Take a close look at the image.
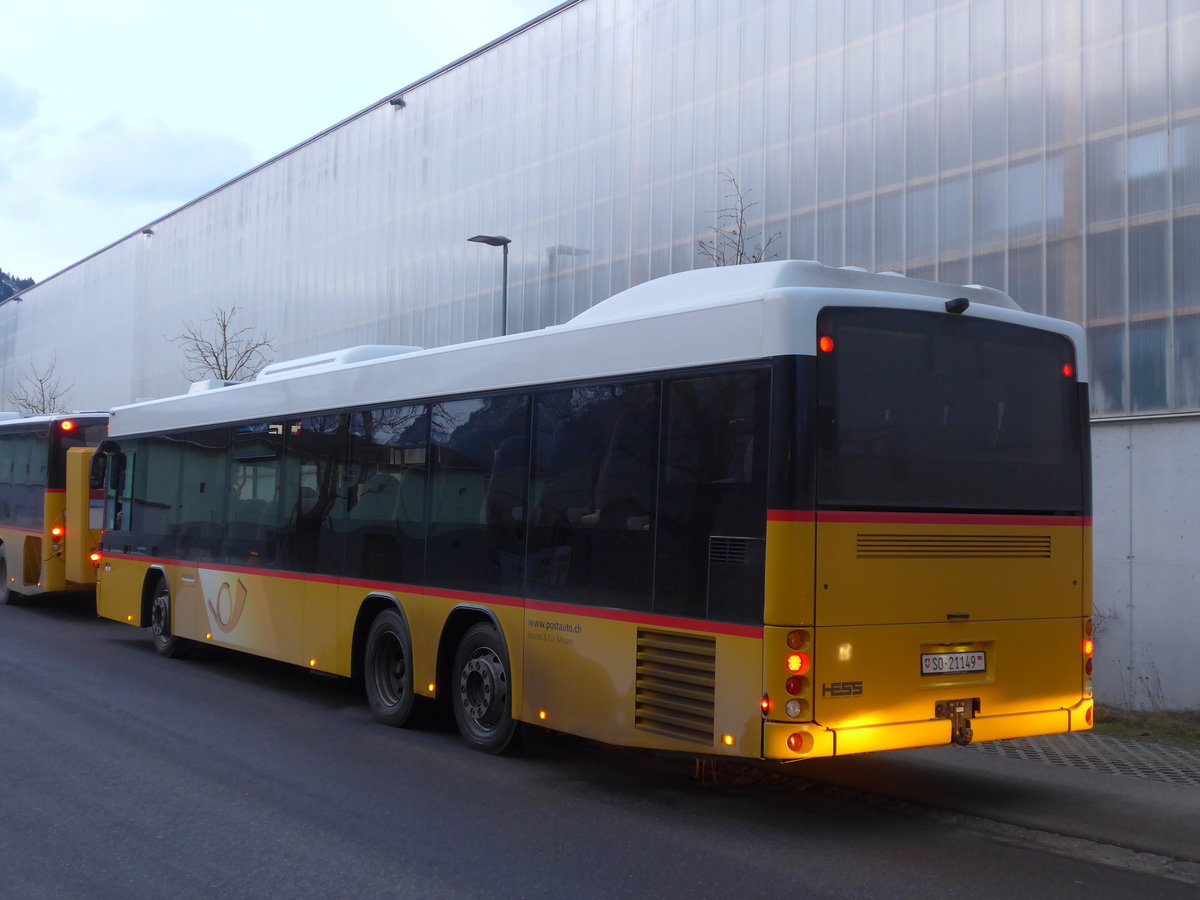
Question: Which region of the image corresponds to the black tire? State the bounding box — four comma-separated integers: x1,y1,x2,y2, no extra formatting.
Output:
364,608,417,727
149,577,189,659
451,622,520,754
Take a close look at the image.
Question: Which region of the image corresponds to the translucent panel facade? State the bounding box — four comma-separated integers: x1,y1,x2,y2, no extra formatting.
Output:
2,0,1197,418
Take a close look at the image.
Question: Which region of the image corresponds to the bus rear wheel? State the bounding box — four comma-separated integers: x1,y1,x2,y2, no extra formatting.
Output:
451,622,520,754
364,608,416,727
150,577,188,659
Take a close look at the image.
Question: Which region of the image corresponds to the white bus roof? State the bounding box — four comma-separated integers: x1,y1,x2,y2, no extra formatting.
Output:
109,261,1085,438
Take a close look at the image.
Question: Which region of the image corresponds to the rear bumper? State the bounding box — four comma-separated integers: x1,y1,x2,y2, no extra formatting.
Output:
763,698,1092,760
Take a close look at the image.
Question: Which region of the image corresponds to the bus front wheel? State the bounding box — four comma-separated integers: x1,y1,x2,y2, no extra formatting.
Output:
150,578,188,659
364,608,416,727
451,622,520,754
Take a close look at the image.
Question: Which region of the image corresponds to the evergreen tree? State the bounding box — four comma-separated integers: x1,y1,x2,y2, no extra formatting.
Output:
0,267,35,302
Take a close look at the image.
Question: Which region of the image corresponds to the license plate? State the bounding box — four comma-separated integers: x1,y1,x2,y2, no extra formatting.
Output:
921,651,986,676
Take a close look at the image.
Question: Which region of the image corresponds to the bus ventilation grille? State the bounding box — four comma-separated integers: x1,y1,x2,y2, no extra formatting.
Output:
709,536,750,565
857,533,1052,559
635,628,716,746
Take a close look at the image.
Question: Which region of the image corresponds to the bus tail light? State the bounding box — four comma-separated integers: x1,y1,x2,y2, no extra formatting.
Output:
772,629,814,724
1083,620,1094,698
760,693,771,716
786,652,810,674
90,551,102,568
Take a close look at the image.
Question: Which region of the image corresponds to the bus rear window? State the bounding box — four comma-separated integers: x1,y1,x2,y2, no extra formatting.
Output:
816,307,1085,515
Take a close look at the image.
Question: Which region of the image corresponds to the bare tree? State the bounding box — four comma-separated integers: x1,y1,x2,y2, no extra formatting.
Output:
173,306,275,382
697,170,782,266
8,356,72,415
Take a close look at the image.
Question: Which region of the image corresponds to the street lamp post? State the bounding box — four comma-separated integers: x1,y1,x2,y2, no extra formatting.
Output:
467,234,512,335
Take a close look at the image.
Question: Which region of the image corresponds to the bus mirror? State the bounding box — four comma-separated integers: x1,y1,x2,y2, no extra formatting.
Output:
89,452,108,490
90,440,121,489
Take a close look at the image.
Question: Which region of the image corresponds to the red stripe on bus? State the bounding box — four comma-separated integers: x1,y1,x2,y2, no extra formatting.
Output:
814,511,1091,527
525,598,762,638
46,488,65,494
767,509,816,522
426,586,525,609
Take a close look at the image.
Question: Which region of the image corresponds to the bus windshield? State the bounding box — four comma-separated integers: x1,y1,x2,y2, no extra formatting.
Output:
816,307,1086,516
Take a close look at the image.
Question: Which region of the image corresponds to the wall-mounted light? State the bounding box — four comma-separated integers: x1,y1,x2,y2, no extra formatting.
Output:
389,95,406,108
141,228,154,237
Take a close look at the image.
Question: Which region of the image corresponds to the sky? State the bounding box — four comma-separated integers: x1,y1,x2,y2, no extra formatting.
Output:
0,0,556,281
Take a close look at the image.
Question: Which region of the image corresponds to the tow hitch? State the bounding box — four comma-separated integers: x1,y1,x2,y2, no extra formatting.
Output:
936,698,980,746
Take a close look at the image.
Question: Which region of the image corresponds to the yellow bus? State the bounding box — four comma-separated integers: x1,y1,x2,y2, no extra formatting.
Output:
0,413,108,604
93,262,1092,758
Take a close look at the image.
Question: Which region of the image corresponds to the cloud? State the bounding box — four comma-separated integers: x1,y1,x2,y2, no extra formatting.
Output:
0,74,39,130
59,116,258,204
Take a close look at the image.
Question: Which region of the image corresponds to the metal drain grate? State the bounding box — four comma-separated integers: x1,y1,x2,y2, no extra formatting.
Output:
967,731,1200,786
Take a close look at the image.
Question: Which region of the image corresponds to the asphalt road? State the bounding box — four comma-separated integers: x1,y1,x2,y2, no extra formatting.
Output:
1,595,1193,899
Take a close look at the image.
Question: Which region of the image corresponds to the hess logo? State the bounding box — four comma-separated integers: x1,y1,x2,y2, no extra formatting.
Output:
207,579,248,633
822,681,864,697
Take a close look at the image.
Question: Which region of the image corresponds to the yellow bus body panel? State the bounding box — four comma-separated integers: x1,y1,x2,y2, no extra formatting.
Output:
97,555,149,624
64,448,102,587
764,517,815,626
815,520,1086,626
521,606,764,757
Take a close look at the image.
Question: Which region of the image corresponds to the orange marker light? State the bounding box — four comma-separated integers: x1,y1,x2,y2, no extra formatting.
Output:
51,526,64,538
721,734,736,746
1083,638,1094,657
761,693,771,714
538,710,548,720
818,335,835,353
59,420,75,432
